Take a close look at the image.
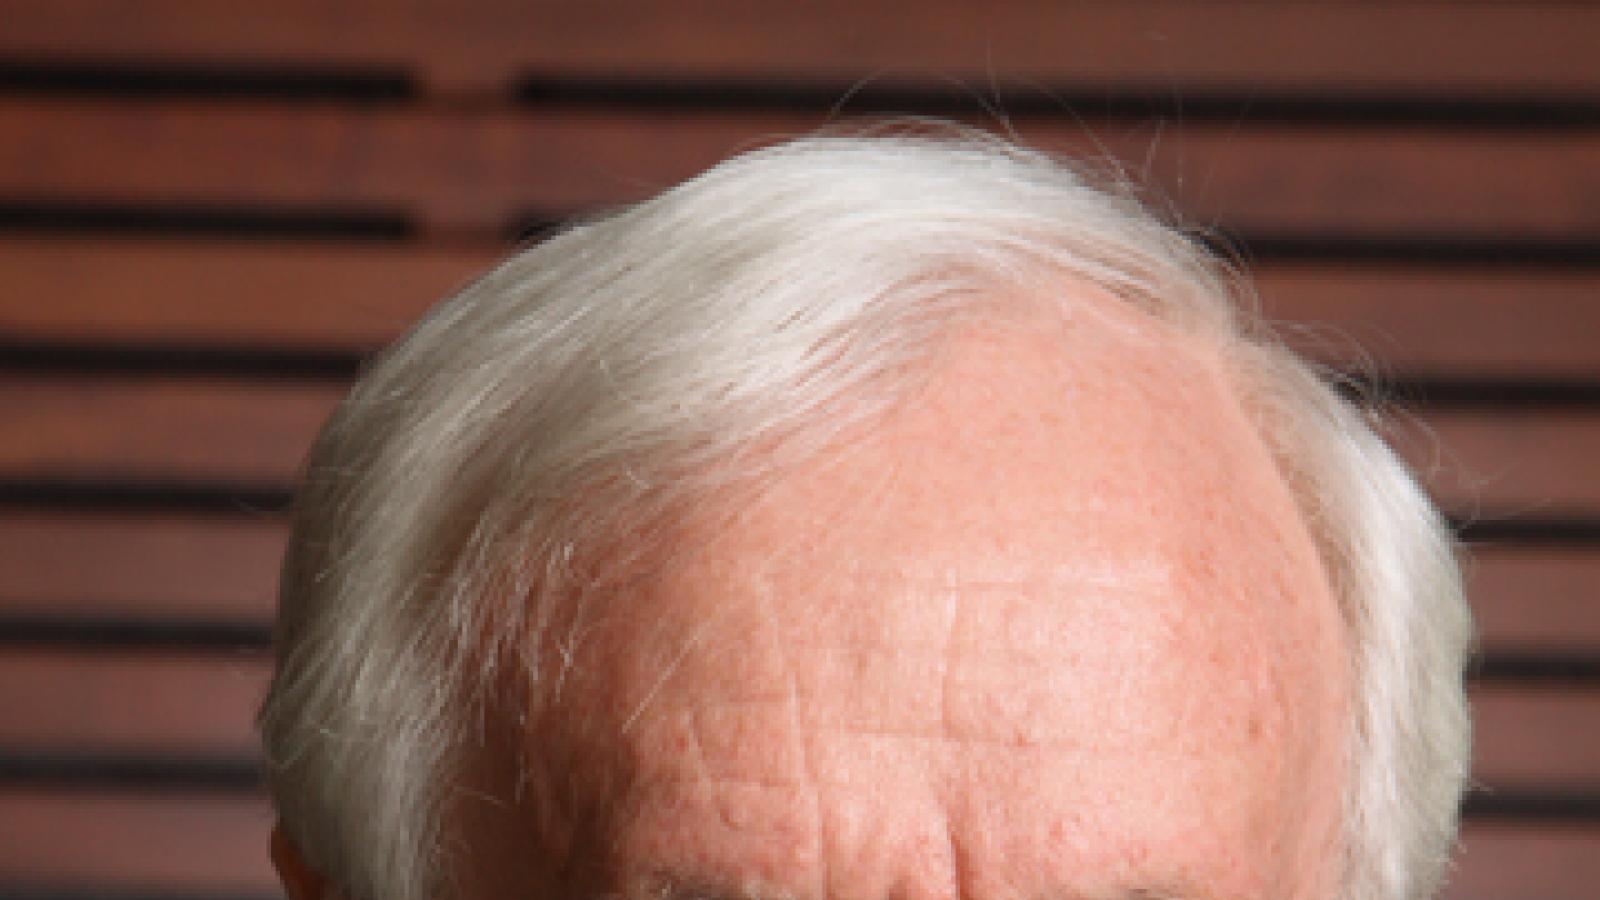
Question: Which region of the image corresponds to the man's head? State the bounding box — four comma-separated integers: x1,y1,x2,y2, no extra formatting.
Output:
261,131,1471,900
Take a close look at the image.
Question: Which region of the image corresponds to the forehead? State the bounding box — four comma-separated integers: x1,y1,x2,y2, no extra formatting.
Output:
524,292,1350,900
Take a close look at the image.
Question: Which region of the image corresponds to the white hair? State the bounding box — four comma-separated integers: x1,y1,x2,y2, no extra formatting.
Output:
260,127,1471,900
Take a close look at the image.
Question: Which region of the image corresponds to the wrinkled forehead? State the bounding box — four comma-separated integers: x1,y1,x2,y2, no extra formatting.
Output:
515,290,1349,897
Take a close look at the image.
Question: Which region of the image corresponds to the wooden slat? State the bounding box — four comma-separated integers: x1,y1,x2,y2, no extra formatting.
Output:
1,1,1596,98
0,788,277,891
528,2,1600,99
1036,120,1600,241
0,513,285,622
1472,686,1600,787
1254,265,1600,380
5,241,1599,379
0,375,342,485
2,100,1596,238
1469,548,1600,654
1386,411,1600,518
0,649,267,754
1447,824,1600,900
4,375,1596,515
0,238,492,350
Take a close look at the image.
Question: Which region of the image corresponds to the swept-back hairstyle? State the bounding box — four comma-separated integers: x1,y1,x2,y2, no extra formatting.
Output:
260,128,1470,900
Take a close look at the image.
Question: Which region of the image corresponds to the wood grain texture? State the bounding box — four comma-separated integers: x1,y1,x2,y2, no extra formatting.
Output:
1,1,1596,97
3,100,1596,237
5,242,1598,378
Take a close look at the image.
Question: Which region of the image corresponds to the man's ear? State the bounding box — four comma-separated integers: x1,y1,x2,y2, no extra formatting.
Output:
271,824,332,900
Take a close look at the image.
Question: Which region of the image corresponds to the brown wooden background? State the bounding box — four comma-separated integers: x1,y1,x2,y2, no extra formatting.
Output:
0,2,1596,898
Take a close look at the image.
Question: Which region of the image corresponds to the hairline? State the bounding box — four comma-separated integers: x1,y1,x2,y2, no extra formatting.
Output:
261,130,1468,900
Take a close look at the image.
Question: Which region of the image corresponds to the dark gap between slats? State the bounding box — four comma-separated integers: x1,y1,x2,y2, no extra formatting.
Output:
1470,653,1600,686
517,75,1600,130
13,607,1590,676
0,202,414,241
0,341,366,382
9,340,1600,413
0,480,292,515
1336,377,1600,411
1456,517,1600,546
509,214,566,244
6,61,1599,128
0,615,271,651
0,751,261,790
1204,234,1600,270
0,610,1591,689
1464,788,1600,823
4,493,1600,545
0,59,415,102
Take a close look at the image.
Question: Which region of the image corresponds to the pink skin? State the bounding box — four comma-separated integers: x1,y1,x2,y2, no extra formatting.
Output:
445,290,1353,900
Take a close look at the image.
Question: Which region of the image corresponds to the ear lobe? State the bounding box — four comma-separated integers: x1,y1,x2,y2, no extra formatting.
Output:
271,824,332,900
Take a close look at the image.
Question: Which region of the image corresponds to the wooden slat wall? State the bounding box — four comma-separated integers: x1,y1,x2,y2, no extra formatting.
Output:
0,3,1595,898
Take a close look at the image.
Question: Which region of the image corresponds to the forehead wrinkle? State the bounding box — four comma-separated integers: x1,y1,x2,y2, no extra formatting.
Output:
630,871,798,900
689,560,1180,663
519,289,1348,900
628,868,1199,900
